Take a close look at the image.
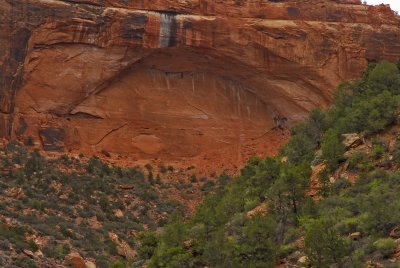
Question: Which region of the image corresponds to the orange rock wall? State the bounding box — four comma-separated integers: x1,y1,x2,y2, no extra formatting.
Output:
1,0,400,169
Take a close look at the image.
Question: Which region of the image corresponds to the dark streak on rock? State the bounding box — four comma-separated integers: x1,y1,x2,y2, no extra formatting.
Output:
39,127,66,152
287,7,300,17
121,14,148,42
16,117,28,137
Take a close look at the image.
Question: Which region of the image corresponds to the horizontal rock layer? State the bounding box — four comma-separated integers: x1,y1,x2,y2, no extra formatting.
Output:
1,0,400,169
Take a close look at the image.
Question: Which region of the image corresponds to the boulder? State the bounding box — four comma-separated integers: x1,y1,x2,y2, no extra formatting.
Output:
22,249,35,258
67,253,86,268
246,202,268,217
349,232,361,241
366,261,385,268
5,187,25,199
311,150,323,166
342,133,363,149
118,184,134,190
298,256,308,264
117,241,136,260
85,261,96,268
109,232,136,259
390,226,400,239
114,209,124,218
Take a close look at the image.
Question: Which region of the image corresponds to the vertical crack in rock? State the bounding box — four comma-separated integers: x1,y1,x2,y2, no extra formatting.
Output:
159,13,177,48
7,27,31,138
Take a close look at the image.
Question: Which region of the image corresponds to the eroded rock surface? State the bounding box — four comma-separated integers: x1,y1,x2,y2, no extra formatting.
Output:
1,0,400,169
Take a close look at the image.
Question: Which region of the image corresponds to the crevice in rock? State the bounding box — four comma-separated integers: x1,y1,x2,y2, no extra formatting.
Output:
64,52,151,115
93,123,128,146
29,106,42,114
68,112,104,119
58,0,102,7
184,99,212,120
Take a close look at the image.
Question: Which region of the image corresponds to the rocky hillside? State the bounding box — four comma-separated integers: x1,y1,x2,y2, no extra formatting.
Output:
1,0,400,170
0,142,223,267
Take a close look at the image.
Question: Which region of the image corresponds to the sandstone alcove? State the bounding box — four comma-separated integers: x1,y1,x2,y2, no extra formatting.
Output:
1,0,399,168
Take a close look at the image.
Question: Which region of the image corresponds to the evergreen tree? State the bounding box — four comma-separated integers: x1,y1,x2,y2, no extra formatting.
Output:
302,217,348,267
317,168,331,198
321,129,345,171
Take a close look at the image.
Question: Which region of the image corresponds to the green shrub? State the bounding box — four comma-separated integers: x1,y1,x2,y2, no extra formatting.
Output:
278,243,297,259
110,260,125,268
148,171,154,185
373,238,397,258
12,256,37,268
392,139,400,161
368,60,400,93
155,174,162,184
27,239,39,252
137,231,158,259
200,180,215,192
337,217,360,234
302,217,349,267
159,165,167,174
0,239,10,251
106,240,118,255
24,150,45,176
330,178,351,195
95,256,110,268
317,168,331,197
348,151,369,171
321,130,345,171
189,175,197,183
86,156,111,176
23,136,34,146
372,144,385,159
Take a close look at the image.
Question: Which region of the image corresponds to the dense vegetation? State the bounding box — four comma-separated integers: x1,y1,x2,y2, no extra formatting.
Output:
137,61,400,267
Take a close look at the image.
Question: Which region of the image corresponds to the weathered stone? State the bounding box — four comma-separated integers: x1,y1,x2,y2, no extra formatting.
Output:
114,209,124,218
109,232,136,259
308,163,326,197
1,0,400,169
350,232,361,241
118,184,134,190
117,241,137,260
343,150,354,160
5,187,25,199
67,253,86,268
298,256,308,264
366,261,385,268
311,150,323,166
390,226,400,239
85,261,96,268
22,249,35,258
39,127,66,152
246,202,268,217
342,133,363,149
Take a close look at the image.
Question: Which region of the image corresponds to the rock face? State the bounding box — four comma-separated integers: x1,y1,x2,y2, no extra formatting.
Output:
1,0,400,168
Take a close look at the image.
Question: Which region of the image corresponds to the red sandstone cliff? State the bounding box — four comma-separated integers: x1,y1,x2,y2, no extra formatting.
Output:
1,0,400,169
